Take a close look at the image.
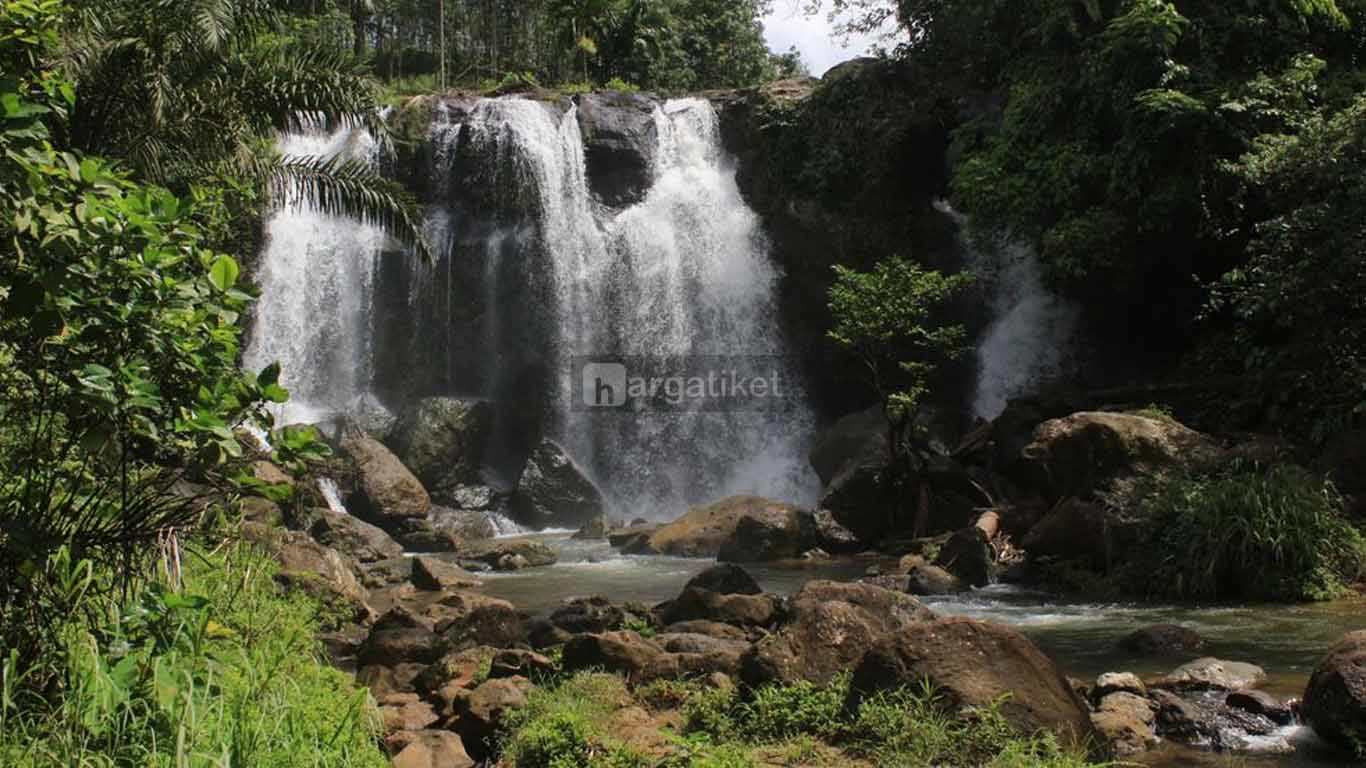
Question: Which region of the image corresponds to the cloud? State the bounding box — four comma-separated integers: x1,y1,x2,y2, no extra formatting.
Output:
762,2,896,76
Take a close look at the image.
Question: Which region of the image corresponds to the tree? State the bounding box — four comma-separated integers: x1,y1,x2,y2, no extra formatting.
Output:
0,0,284,663
827,256,972,470
62,0,426,252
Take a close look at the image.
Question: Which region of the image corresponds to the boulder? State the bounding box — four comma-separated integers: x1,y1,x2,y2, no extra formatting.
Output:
411,556,483,592
357,663,426,699
741,581,933,687
1021,498,1140,569
562,631,674,682
447,485,497,512
414,646,498,702
361,557,415,589
663,620,750,642
1119,624,1206,656
389,730,475,768
489,649,555,680
389,518,462,554
1094,672,1146,700
905,563,965,596
457,538,557,571
1091,692,1157,756
386,397,493,502
648,496,810,559
658,588,782,630
809,406,888,487
811,509,862,553
683,564,762,596
250,460,294,488
609,523,661,549
239,496,283,527
1304,630,1366,755
546,596,629,635
306,507,405,563
342,433,432,522
430,506,498,541
379,693,440,733
572,514,610,540
508,439,608,530
848,617,1098,750
452,676,532,762
251,527,373,625
933,526,994,587
360,608,443,666
719,510,815,562
433,592,527,651
1227,690,1294,725
1018,412,1224,502
575,92,659,207
1151,658,1267,692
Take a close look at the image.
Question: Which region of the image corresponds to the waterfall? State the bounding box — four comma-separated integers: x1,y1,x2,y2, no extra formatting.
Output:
939,202,1079,419
249,95,819,520
243,126,386,427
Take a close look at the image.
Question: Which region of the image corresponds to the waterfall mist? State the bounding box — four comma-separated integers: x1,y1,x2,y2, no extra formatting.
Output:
939,202,1079,420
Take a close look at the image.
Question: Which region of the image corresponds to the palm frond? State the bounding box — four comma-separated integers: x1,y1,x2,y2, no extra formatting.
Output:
261,153,430,260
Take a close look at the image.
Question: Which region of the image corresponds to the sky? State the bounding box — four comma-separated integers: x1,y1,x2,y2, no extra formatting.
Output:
762,2,898,77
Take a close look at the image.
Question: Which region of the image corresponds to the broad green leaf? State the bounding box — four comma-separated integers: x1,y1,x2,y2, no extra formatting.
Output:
208,255,240,292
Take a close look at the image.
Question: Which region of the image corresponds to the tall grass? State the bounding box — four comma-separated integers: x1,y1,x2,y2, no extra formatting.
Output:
1129,464,1366,601
0,543,386,768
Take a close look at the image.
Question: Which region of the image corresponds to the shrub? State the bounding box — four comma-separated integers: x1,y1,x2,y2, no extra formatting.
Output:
1126,464,1366,601
741,674,849,742
500,673,634,768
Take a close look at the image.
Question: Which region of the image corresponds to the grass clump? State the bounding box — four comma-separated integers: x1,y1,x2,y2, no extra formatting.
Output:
501,673,647,768
0,543,386,768
1126,463,1366,601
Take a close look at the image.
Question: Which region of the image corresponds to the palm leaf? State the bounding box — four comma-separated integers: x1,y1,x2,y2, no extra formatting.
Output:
261,153,431,259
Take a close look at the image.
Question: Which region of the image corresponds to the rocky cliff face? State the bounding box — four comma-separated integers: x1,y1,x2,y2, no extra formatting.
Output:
385,66,980,428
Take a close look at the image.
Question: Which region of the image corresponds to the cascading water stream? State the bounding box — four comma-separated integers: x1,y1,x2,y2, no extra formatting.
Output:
243,126,388,427
247,96,818,519
936,202,1079,420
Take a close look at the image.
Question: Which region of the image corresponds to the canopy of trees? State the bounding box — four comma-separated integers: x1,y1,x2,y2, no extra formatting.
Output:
317,0,796,90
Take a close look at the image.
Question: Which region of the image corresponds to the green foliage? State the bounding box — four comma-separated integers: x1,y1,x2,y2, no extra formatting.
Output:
1206,92,1366,440
62,0,426,253
828,256,973,415
500,673,640,768
1122,464,1366,601
929,0,1366,344
503,672,1103,767
741,675,848,742
0,544,387,767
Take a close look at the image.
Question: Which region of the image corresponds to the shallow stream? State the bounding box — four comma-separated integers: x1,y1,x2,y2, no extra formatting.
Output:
479,534,1366,767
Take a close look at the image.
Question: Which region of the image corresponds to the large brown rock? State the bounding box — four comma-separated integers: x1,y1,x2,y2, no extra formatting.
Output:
360,607,443,666
433,591,527,651
456,538,557,571
741,580,932,687
1304,631,1366,756
389,730,475,768
1150,657,1267,692
410,556,482,592
1119,624,1206,656
342,434,431,522
658,588,782,629
683,564,762,595
305,507,405,563
452,676,532,762
249,526,373,625
648,496,810,559
1021,498,1137,569
1090,692,1157,756
849,617,1098,750
1019,412,1223,502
